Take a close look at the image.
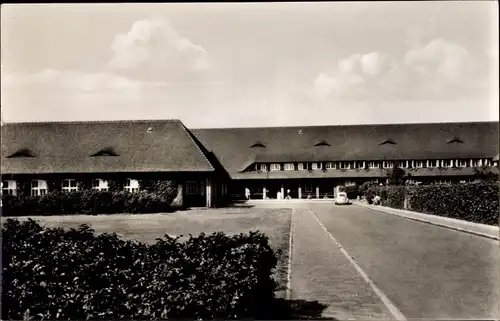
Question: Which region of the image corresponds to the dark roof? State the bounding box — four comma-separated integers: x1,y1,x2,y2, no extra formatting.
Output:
1,120,214,174
192,121,499,179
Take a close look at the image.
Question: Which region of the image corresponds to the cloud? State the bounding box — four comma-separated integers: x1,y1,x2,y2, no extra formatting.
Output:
314,38,480,102
107,18,211,81
3,69,170,92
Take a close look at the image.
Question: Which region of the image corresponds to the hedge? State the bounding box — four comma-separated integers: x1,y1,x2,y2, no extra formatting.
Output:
1,190,178,216
1,219,279,320
406,182,499,226
363,182,499,226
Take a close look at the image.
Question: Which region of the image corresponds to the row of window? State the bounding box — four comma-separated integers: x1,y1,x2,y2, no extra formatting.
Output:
255,159,494,172
1,179,139,196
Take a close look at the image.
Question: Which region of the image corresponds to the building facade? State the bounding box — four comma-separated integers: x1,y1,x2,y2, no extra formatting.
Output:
1,120,498,207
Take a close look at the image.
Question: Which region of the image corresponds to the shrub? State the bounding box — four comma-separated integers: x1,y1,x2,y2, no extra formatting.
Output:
1,219,278,320
386,186,406,209
1,190,177,216
343,185,360,199
396,182,499,225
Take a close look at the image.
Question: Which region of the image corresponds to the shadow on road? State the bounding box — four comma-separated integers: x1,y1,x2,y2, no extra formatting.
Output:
264,298,337,320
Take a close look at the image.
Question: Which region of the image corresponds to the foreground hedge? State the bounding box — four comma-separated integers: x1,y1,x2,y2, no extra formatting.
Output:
1,190,176,216
1,219,278,320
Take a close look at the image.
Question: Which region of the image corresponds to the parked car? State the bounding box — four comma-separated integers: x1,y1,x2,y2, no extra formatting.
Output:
335,192,351,205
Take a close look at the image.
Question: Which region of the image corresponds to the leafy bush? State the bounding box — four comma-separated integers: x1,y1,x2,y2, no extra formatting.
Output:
1,219,278,320
1,190,176,216
386,186,406,209
342,185,360,199
405,181,499,225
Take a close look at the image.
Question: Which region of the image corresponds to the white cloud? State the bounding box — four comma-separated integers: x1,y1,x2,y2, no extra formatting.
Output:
3,69,169,92
107,18,211,80
314,38,480,102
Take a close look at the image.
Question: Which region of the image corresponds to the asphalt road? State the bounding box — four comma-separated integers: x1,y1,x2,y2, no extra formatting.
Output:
309,203,500,320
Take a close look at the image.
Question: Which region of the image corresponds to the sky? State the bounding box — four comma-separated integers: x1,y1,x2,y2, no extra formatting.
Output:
1,2,498,128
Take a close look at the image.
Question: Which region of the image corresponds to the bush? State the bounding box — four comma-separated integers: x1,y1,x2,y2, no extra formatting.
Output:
343,185,360,199
386,186,406,209
405,181,499,225
1,190,176,216
1,219,278,320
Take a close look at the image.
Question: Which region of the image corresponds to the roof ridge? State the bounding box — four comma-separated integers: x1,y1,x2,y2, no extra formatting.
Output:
191,120,497,131
178,122,215,172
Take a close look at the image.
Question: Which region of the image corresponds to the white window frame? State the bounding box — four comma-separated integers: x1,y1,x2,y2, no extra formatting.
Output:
186,181,199,195
457,159,467,168
325,162,334,169
383,161,394,169
270,163,281,171
368,161,378,169
428,160,437,168
298,163,305,170
311,163,319,170
441,160,452,168
259,164,268,172
92,179,109,191
62,179,79,192
31,179,48,196
284,163,294,171
124,178,139,193
483,159,491,166
414,160,424,168
2,180,17,196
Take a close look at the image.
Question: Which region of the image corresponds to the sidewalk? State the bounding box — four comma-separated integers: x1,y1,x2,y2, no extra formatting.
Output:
289,208,395,320
353,201,499,241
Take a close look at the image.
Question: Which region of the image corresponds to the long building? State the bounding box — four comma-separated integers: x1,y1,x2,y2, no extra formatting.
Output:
1,120,498,207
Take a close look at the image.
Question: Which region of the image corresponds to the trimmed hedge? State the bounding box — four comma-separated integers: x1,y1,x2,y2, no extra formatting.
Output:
339,185,360,199
364,182,499,226
1,219,279,320
1,190,176,216
406,182,499,226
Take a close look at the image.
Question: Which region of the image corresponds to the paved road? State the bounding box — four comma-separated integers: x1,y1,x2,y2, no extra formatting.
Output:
308,203,500,320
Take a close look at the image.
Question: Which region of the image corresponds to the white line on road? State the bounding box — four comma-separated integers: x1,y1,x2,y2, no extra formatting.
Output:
308,207,407,321
286,209,295,300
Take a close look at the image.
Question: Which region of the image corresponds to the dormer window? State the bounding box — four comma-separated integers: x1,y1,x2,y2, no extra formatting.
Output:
314,140,330,147
91,147,119,157
447,137,463,144
7,148,36,158
379,140,396,145
249,142,266,148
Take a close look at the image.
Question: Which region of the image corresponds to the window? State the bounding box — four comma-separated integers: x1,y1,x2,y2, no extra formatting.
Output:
354,161,364,169
90,147,118,157
470,159,479,167
298,163,305,170
259,164,268,172
383,161,394,169
2,180,17,196
428,160,437,168
249,142,266,148
457,159,467,167
186,181,199,195
325,162,334,169
311,163,319,170
7,148,36,158
270,163,281,171
92,179,109,191
441,160,452,168
124,179,139,193
414,160,424,168
62,179,78,192
284,163,294,171
314,140,330,147
304,184,313,193
379,139,396,145
367,161,379,169
31,180,48,196
339,161,351,169
483,159,491,166
345,181,355,187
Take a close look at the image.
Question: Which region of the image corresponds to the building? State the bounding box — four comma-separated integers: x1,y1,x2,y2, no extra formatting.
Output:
1,120,498,207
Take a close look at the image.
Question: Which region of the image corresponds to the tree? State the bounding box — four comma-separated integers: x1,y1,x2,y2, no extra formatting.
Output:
387,164,406,185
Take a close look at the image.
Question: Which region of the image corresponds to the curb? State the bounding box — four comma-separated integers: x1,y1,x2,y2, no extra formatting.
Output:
353,203,499,241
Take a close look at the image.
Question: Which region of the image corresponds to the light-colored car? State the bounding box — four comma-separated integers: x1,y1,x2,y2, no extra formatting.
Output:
335,192,351,205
